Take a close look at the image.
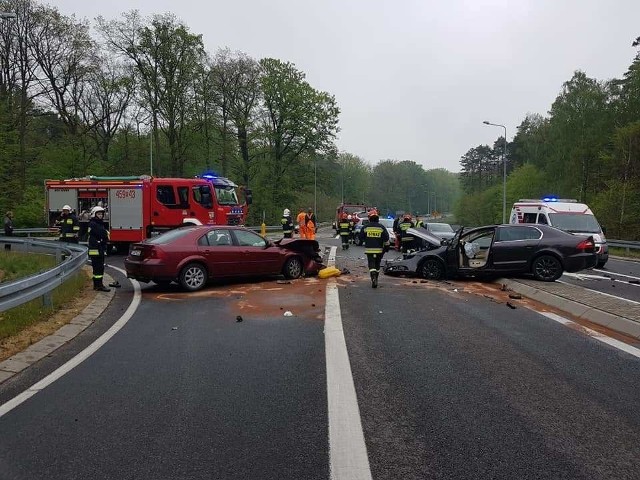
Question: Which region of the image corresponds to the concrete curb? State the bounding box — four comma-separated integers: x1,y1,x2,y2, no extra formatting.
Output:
0,273,116,384
499,278,640,340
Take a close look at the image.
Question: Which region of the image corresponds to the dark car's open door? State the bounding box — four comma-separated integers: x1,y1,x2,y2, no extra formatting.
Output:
444,226,465,271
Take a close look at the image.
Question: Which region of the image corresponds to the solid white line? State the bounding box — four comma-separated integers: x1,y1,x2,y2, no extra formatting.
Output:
556,280,640,305
0,267,141,418
325,247,372,480
539,311,640,359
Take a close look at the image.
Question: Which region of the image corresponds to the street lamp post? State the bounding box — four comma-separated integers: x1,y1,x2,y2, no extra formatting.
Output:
483,120,507,224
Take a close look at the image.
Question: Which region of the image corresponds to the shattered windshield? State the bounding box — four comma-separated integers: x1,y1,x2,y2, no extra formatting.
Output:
548,213,601,234
214,186,240,206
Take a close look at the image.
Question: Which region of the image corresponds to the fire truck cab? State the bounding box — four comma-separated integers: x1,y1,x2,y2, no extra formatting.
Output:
509,197,608,267
197,172,252,226
45,176,217,250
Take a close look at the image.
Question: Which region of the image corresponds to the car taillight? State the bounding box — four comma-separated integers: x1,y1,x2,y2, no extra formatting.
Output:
576,239,595,252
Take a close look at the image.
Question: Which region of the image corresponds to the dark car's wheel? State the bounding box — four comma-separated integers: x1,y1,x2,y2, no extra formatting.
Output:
179,263,208,291
419,258,445,280
283,256,303,279
532,255,563,282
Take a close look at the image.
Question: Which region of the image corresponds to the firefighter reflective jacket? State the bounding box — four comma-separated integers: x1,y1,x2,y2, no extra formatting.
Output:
58,213,79,240
399,219,415,243
339,220,351,236
281,215,294,235
88,218,109,256
361,220,390,254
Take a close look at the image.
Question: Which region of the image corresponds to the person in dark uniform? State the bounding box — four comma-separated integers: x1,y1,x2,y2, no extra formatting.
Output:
88,206,110,292
338,213,351,250
360,209,390,288
56,204,79,243
398,213,415,255
4,210,13,250
281,208,294,238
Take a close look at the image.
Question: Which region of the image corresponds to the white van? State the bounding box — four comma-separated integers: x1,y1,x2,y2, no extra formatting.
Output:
509,198,608,267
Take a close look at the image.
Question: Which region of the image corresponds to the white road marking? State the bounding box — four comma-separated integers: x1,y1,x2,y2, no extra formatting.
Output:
325,246,373,480
540,312,640,359
563,272,612,281
594,269,640,282
0,267,141,418
556,280,640,305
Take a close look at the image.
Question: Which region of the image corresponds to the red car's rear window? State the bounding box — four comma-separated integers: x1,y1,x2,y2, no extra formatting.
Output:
146,228,194,245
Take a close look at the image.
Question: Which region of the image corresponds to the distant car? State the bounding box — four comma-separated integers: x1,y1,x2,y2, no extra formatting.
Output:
125,225,323,291
383,224,597,282
421,222,455,242
353,218,396,246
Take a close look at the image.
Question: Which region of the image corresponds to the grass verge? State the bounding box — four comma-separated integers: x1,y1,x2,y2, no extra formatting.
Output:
609,247,640,260
0,250,57,282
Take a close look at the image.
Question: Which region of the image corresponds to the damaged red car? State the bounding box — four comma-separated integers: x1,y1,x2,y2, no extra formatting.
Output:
124,225,323,291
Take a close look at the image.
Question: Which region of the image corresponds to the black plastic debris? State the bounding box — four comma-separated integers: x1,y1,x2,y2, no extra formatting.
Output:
508,293,522,299
109,281,121,288
236,315,243,322
506,302,517,309
276,280,292,284
341,268,351,274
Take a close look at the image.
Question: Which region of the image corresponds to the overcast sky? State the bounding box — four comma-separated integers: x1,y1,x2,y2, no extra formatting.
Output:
55,0,640,173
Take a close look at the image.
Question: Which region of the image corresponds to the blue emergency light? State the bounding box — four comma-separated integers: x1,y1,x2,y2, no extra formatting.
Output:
542,196,558,202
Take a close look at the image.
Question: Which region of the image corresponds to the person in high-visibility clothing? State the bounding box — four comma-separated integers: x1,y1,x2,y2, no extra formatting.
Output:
338,213,350,250
56,204,80,243
281,208,294,238
360,209,390,288
296,208,307,239
398,213,416,255
305,208,316,240
88,206,110,292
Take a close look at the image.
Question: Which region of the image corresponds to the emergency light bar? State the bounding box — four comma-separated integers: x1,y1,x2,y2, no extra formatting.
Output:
518,198,578,203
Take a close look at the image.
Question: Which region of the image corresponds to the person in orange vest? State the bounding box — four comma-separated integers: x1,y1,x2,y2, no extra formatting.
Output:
296,208,307,238
305,208,317,240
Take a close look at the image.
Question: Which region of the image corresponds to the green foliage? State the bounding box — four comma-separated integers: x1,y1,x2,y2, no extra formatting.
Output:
0,251,56,282
0,269,89,341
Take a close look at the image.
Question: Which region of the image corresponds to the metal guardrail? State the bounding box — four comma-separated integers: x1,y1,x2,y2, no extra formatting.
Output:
608,239,640,254
12,228,59,237
0,237,88,313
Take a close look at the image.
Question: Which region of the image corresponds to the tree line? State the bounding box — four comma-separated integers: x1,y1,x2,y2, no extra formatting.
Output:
0,0,459,227
456,37,640,239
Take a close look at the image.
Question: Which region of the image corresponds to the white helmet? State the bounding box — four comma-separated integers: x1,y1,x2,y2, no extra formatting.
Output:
62,205,72,211
347,215,352,220
283,208,290,216
90,206,105,218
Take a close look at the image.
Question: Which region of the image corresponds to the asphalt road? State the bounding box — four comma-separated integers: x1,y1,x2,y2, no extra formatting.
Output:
559,257,640,303
0,231,639,479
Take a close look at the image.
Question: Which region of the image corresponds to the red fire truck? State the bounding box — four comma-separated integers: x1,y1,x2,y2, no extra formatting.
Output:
45,175,243,250
196,172,252,226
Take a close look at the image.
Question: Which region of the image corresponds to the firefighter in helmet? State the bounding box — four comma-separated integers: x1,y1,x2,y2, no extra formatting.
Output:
281,208,294,238
56,204,79,243
88,206,110,292
359,209,390,288
398,212,415,255
338,212,351,250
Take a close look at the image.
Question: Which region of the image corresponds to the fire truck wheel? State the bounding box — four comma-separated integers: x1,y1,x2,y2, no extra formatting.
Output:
283,256,303,279
179,263,208,291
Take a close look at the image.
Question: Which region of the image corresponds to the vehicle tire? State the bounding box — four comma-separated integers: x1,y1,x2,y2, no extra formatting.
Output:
153,279,172,287
354,235,362,246
596,260,607,268
532,254,563,282
283,256,303,279
179,263,208,291
419,258,445,280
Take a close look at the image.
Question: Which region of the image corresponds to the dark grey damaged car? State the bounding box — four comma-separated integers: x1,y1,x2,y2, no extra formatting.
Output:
383,224,597,282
